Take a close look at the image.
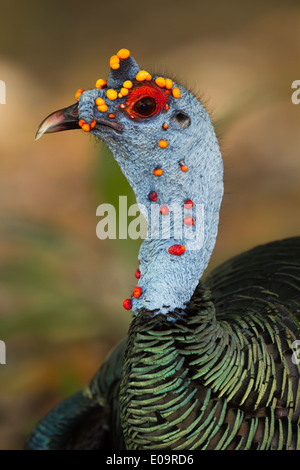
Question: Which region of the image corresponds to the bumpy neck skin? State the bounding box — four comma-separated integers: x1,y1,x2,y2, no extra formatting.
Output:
105,90,224,316
77,66,224,316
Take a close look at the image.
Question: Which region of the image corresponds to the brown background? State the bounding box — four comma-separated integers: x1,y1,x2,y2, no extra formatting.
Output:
0,0,299,449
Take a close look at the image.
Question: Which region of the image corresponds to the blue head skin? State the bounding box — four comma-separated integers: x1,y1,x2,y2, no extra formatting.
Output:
36,50,224,316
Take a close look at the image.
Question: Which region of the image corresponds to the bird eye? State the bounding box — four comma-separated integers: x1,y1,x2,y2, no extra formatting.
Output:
133,97,157,117
173,111,191,129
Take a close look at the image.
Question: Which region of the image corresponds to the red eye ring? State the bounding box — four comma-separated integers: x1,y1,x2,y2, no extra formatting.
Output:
125,82,169,119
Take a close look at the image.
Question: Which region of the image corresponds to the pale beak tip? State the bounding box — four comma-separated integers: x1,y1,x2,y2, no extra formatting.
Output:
35,128,44,141
35,117,53,141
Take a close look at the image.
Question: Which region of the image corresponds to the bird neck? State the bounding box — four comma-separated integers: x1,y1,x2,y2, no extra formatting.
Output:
109,115,224,317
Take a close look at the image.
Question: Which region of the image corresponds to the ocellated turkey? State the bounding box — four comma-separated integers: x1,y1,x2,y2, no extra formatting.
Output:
26,49,300,450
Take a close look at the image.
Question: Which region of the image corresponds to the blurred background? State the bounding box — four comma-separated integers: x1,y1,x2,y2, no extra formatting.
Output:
0,0,300,449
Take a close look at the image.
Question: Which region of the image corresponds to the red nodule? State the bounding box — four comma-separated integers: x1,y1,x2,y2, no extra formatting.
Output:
135,269,141,279
184,199,193,209
133,286,142,298
168,244,185,256
180,164,188,172
149,191,158,202
184,217,194,226
160,205,169,215
123,298,132,310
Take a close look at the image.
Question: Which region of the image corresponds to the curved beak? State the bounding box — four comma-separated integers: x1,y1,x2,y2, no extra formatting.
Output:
35,102,123,141
35,103,79,140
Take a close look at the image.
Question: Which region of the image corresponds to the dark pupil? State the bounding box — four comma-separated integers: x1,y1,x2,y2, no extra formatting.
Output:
133,97,156,116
